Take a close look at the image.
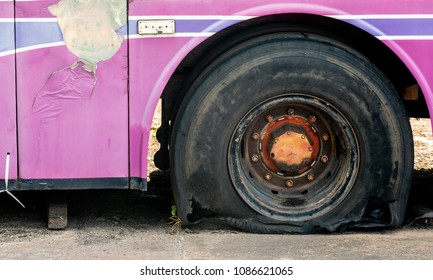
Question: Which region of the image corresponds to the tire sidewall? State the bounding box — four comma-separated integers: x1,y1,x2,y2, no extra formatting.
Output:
171,33,412,230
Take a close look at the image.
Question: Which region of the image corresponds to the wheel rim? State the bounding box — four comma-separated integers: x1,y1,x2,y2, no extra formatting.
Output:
228,94,360,221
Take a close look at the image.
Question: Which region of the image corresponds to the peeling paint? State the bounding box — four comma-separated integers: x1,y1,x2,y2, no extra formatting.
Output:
49,0,127,71
32,0,128,121
33,61,96,123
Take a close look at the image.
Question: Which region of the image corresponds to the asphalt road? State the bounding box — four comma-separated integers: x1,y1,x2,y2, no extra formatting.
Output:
0,170,433,260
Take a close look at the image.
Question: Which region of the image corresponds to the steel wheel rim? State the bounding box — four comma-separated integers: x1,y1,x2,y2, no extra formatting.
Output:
228,94,360,221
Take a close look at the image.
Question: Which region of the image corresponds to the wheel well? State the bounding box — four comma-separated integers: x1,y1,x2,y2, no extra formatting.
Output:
154,13,426,170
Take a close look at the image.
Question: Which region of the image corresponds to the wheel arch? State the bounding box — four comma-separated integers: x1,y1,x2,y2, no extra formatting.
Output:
153,13,425,169
163,13,427,121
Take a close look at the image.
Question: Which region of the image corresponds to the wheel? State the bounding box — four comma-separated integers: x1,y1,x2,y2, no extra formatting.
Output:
170,32,413,233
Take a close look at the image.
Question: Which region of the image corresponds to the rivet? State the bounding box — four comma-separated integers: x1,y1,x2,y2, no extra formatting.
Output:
273,139,278,144
288,109,295,115
287,132,292,136
252,133,260,140
322,133,329,141
309,115,317,123
308,146,313,152
251,155,259,163
301,135,306,139
266,115,274,122
321,155,329,163
264,173,272,181
285,180,294,188
307,173,315,181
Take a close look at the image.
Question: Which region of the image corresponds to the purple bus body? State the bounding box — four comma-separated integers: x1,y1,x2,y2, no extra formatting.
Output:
0,0,432,190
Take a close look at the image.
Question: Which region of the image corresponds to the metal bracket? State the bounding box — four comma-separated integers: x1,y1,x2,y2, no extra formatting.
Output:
0,153,25,208
47,192,68,230
138,19,175,35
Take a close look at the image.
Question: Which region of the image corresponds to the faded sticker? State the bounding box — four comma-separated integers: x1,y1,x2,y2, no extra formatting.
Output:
33,0,128,122
49,0,127,72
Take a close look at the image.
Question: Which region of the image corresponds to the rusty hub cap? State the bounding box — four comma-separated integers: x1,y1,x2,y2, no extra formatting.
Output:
243,105,334,191
260,116,319,176
229,95,359,221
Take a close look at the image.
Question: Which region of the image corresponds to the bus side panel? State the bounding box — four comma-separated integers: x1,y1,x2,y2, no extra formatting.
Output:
0,1,18,184
15,0,129,181
382,40,433,120
128,36,207,179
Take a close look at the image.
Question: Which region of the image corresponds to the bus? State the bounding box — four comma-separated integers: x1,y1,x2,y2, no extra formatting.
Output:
0,0,432,233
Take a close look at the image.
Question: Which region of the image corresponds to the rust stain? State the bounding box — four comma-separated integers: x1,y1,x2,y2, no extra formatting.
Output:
270,131,312,167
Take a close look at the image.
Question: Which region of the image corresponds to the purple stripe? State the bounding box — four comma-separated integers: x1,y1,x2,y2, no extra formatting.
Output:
132,18,433,36
0,23,14,52
16,22,63,49
344,18,433,36
128,19,242,34
7,17,433,53
176,19,241,32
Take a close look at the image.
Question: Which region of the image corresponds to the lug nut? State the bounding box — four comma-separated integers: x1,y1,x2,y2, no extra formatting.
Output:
301,135,306,139
308,146,313,152
266,115,274,122
252,133,260,140
288,109,295,115
309,115,317,123
321,155,329,163
322,133,329,141
264,173,272,181
285,180,294,188
307,173,315,181
251,155,259,163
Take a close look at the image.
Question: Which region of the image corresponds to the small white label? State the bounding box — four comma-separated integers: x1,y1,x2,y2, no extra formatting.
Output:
138,20,175,35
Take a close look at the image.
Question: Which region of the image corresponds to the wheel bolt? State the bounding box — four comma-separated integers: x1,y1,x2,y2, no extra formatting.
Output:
307,173,315,181
309,115,317,123
252,133,260,140
308,146,313,152
321,155,329,163
287,108,295,115
266,115,274,122
301,135,306,139
285,180,294,188
251,155,259,163
264,173,272,181
322,133,329,141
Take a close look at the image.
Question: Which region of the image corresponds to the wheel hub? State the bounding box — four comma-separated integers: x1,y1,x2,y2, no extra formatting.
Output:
260,117,320,176
245,104,333,190
229,95,359,221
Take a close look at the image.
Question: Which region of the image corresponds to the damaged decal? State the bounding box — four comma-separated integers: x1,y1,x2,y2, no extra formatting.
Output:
49,0,127,72
32,61,96,123
32,0,127,121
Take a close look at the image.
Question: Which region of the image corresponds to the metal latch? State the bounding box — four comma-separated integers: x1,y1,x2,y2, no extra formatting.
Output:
138,20,175,35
